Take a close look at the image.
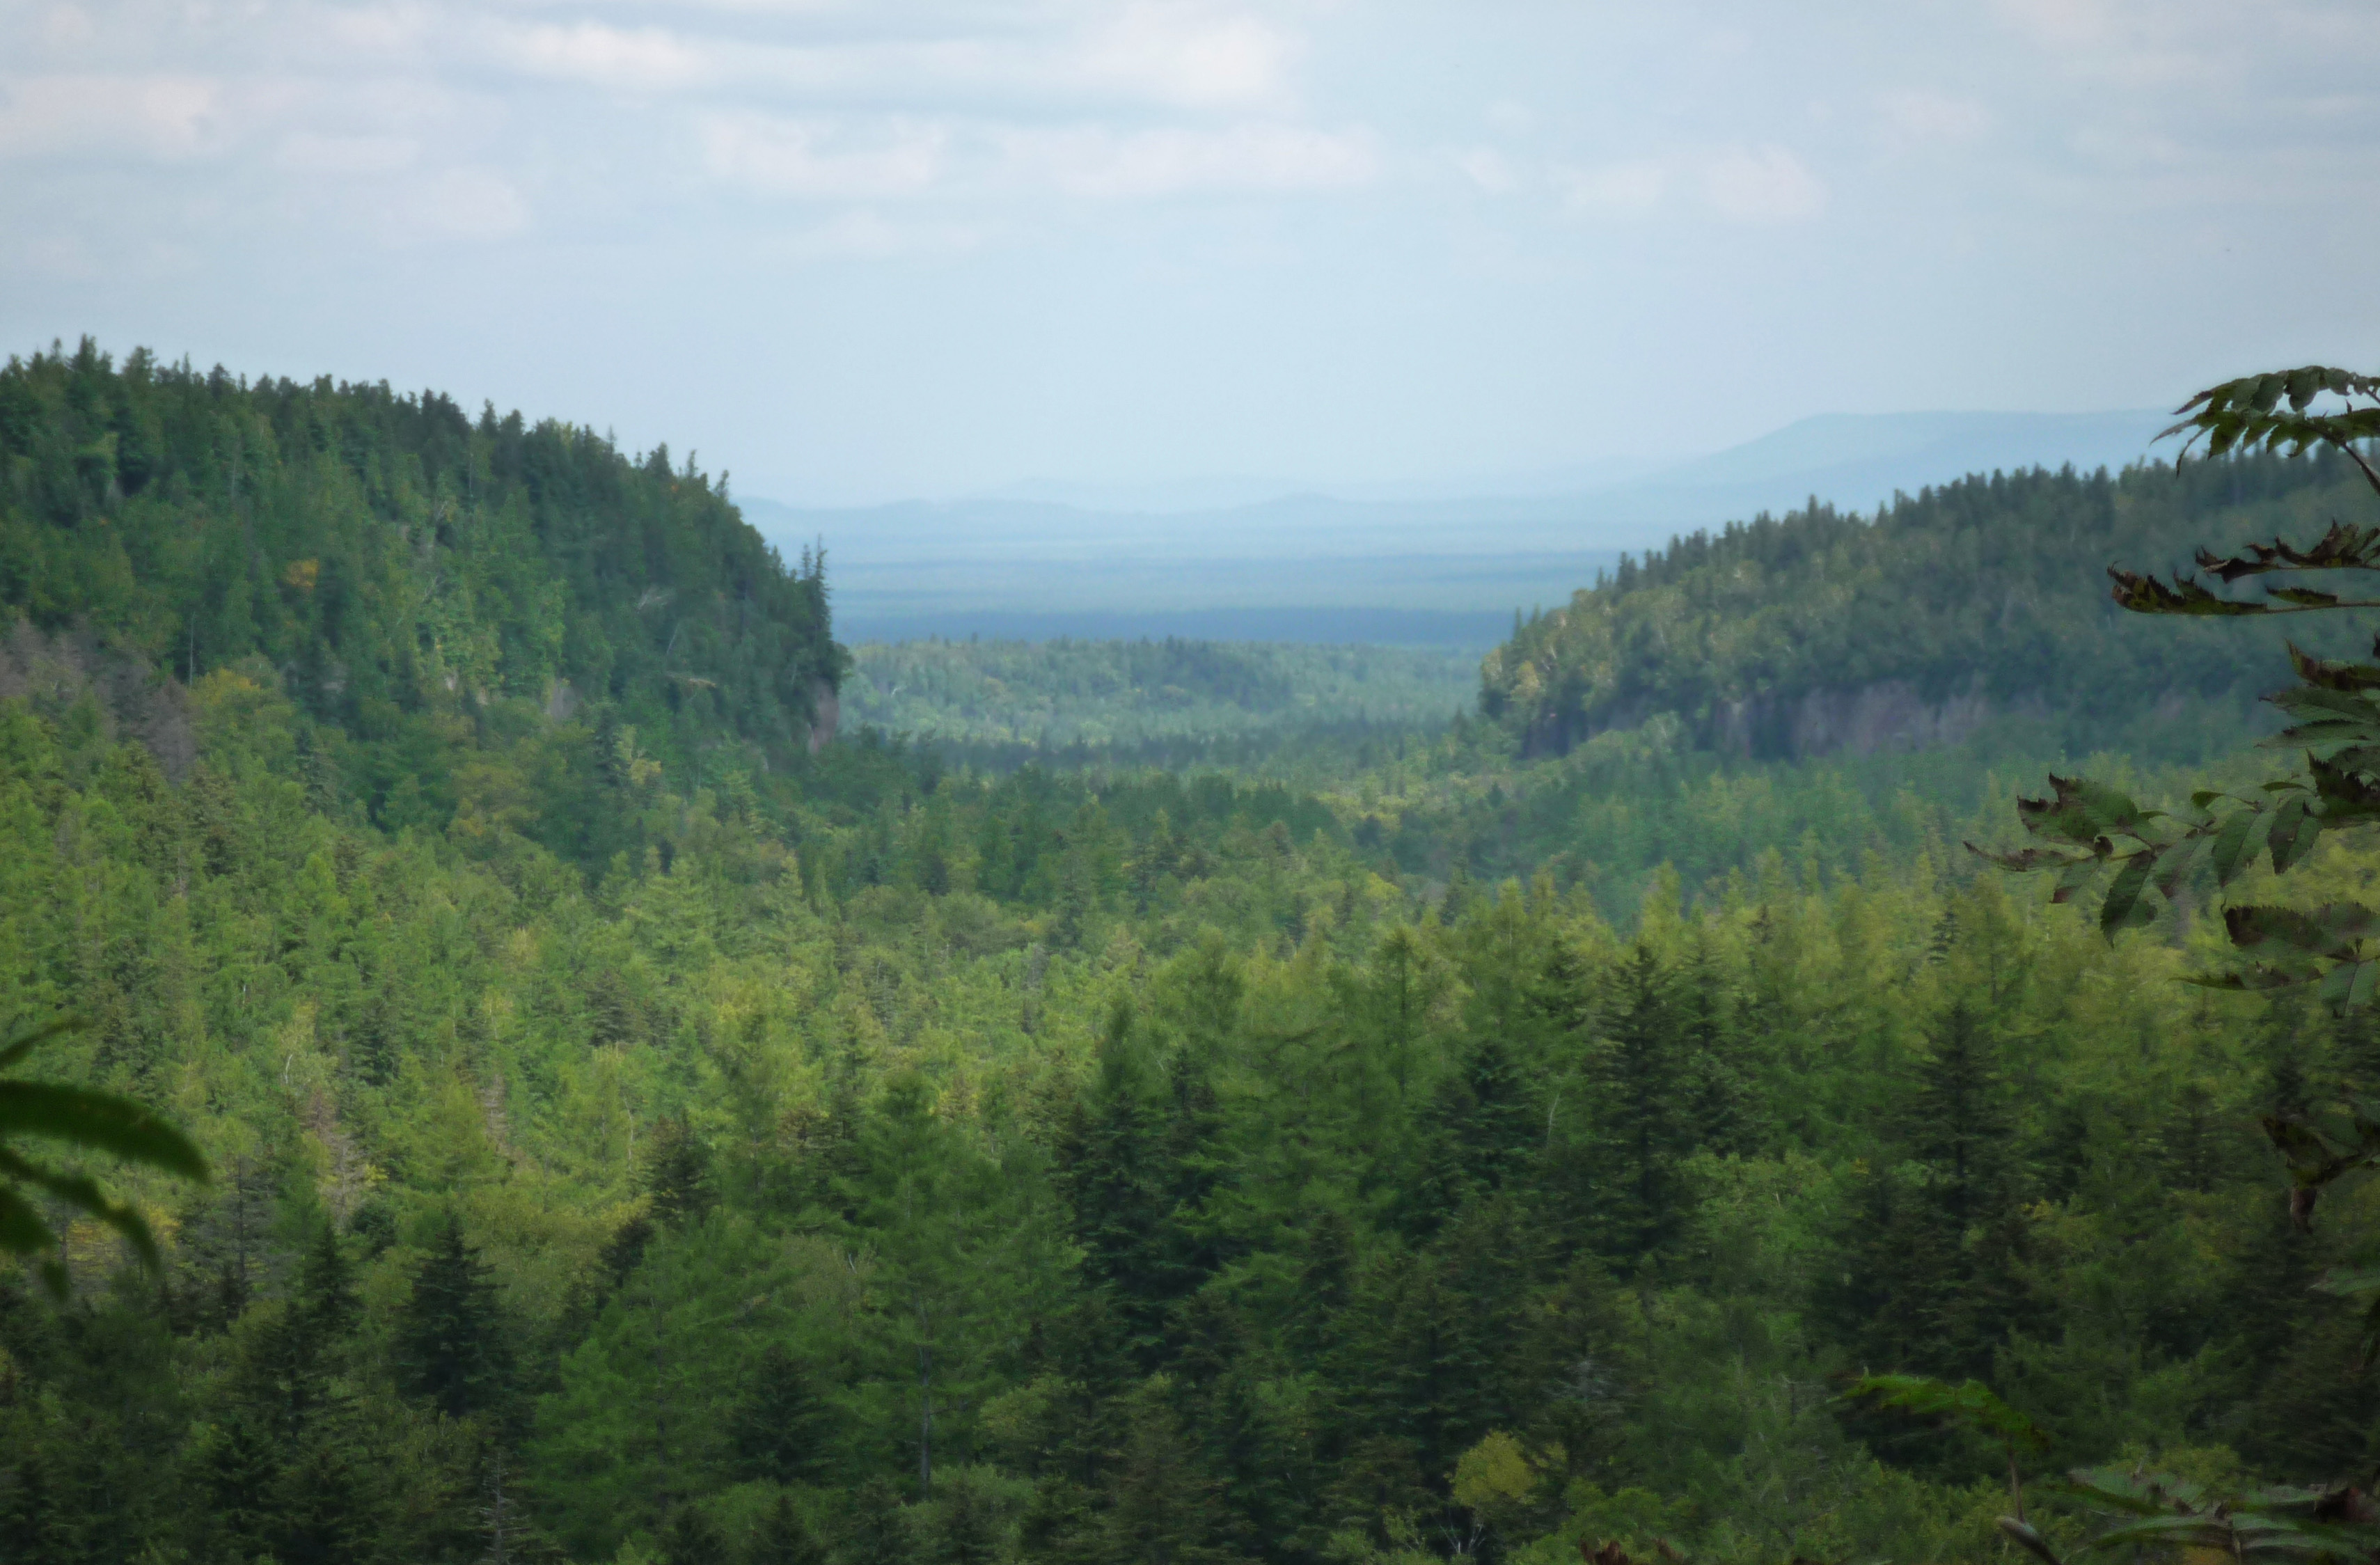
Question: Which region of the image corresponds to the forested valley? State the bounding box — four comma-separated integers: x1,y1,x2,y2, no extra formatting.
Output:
8,340,2380,1565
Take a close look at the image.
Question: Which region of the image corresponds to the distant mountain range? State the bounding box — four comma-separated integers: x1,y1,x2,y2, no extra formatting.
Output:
742,408,2176,645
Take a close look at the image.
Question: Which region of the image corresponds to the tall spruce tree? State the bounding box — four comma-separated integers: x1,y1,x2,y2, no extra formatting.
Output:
1057,1001,1176,1365
662,1504,732,1565
643,1116,718,1230
397,1213,512,1419
748,1493,828,1565
1819,1005,2030,1378
730,1344,835,1486
1405,1038,1537,1234
1591,943,1692,1265
840,1478,911,1565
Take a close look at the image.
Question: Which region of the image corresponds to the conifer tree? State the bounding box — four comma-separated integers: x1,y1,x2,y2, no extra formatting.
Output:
1057,1002,1174,1364
1680,938,1763,1158
478,1447,547,1565
2160,1081,2227,1195
662,1504,732,1565
195,1411,283,1564
1591,943,1692,1264
1097,1378,1248,1565
1404,1038,1536,1234
840,1477,911,1565
299,1221,361,1346
1904,1005,2010,1238
642,1115,717,1229
748,1493,828,1565
1820,1005,2031,1378
839,1076,1027,1496
1293,1209,1355,1354
398,1212,512,1419
0,1429,72,1565
925,1471,1005,1565
730,1344,835,1485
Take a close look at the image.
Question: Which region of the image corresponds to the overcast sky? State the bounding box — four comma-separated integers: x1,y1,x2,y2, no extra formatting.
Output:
5,0,2377,504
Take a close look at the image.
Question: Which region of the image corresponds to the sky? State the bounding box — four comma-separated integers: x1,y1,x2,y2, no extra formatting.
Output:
5,0,2378,505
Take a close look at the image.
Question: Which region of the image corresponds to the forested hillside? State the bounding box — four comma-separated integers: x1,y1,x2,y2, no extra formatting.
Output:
1481,453,2364,761
6,347,2380,1565
1,339,844,858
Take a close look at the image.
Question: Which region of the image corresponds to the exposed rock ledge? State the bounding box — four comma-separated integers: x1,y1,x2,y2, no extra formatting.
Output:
1710,679,2005,760
1526,677,2026,763
806,677,839,755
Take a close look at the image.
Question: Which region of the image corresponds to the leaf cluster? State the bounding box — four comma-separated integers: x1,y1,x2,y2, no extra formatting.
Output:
2040,1465,2380,1565
0,1014,208,1294
1838,1374,2046,1453
2164,366,2380,484
1980,366,2380,1006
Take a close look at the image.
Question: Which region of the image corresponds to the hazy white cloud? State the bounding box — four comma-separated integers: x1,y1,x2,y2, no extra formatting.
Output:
40,6,100,48
1879,88,1990,146
772,208,988,260
702,113,948,198
0,74,236,161
275,132,418,175
1995,0,2122,50
393,166,530,241
1453,147,1518,194
1002,121,1375,198
1701,144,1826,221
1556,159,1666,215
497,20,717,93
471,3,1299,111
703,111,1376,201
1071,3,1298,109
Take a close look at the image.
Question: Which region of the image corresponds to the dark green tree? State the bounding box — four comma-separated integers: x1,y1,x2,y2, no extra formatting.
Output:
642,1116,716,1230
924,1470,1006,1565
1591,944,1692,1264
1057,1002,1175,1365
1093,1379,1247,1565
730,1343,835,1485
1419,1037,1536,1218
662,1504,732,1565
839,1477,911,1565
747,1493,828,1565
298,1221,361,1345
397,1212,512,1419
1818,1005,2030,1379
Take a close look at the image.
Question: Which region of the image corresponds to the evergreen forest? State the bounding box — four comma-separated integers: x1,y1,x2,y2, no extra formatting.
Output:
9,340,2380,1565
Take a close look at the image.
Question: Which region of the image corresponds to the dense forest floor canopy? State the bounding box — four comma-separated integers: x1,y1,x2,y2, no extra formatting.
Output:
5,343,2379,1565
842,637,1477,763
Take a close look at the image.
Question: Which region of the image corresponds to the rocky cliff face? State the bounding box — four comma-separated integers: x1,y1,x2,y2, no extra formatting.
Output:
806,677,839,755
1710,679,2007,760
1523,676,2023,763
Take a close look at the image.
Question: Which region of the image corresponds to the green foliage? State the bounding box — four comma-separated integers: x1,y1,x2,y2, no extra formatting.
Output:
1845,1374,2045,1452
1980,368,2380,1002
0,1013,206,1291
2164,366,2380,478
2045,1463,2380,1564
